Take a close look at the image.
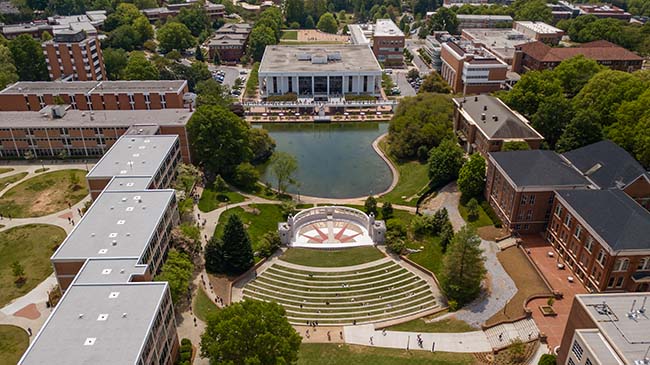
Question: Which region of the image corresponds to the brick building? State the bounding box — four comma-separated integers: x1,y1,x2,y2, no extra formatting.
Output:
512,21,563,45
371,19,405,67
452,95,544,156
42,29,106,81
0,80,189,111
513,40,643,74
440,39,508,94
546,189,650,293
141,1,224,22
0,107,193,162
558,293,650,365
576,3,632,20
456,14,513,30
207,23,252,63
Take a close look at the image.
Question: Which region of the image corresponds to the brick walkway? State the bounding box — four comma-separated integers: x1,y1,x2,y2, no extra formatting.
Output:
520,235,587,350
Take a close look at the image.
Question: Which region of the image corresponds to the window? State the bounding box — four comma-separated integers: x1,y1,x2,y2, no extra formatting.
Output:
571,341,583,361
568,359,575,365
555,205,562,217
574,225,582,239
585,237,593,253
638,257,650,271
564,214,572,227
614,258,629,272
586,359,593,365
520,195,527,205
607,276,615,288
616,276,624,288
529,195,535,205
597,250,606,266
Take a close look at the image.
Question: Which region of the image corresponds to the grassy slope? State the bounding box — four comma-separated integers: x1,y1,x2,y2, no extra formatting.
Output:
193,288,220,322
0,172,28,191
0,325,29,365
386,318,476,333
280,247,385,267
298,344,477,365
198,187,246,212
458,200,493,228
214,204,284,252
0,224,67,307
377,140,429,207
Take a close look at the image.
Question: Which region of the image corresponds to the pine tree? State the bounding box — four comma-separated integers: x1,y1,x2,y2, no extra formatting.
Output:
195,44,204,62
381,202,393,220
364,196,378,216
204,237,224,273
220,214,254,275
441,225,486,306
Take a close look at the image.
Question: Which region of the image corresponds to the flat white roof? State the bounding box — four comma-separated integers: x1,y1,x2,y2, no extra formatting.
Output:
87,135,178,179
515,21,563,34
259,45,382,74
0,109,192,128
374,19,404,37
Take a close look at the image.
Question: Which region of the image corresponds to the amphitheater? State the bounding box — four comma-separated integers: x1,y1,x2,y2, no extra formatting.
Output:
242,256,440,326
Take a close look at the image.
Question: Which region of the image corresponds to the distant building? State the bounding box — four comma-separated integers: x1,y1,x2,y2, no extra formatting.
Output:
0,80,189,111
456,14,513,30
42,29,106,81
258,45,382,99
577,3,632,20
423,32,456,72
547,1,581,21
558,293,650,365
440,39,508,94
141,1,224,22
513,40,643,73
1,10,106,39
452,95,544,156
512,21,563,45
349,19,405,66
461,28,533,65
207,23,252,63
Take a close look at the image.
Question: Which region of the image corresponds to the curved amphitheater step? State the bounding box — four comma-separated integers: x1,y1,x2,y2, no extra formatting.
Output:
242,258,440,326
484,318,540,350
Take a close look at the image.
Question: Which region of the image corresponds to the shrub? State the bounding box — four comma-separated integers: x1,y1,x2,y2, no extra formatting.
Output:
480,201,502,227
258,231,281,258
180,352,191,362
448,299,458,311
364,196,378,216
466,198,479,221
234,162,259,190
381,202,394,220
547,297,555,306
539,354,557,365
387,238,406,255
386,218,407,240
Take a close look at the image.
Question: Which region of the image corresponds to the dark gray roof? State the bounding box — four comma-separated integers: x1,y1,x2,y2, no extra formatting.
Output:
558,189,650,251
562,140,650,189
490,150,591,188
454,95,542,140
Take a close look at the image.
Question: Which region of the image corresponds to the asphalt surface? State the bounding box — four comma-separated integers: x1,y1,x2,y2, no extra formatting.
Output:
393,71,416,97
207,64,244,88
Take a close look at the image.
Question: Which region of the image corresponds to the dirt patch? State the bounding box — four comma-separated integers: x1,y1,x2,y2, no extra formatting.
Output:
477,226,509,241
297,29,349,42
208,273,234,304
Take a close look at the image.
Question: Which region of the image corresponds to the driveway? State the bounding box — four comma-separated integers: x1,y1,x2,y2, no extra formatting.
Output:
207,65,242,88
392,71,416,97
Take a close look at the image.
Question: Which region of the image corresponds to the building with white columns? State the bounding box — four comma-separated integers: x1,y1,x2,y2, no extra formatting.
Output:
258,45,383,100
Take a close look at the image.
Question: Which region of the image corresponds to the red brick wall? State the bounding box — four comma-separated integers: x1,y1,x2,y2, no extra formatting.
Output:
557,298,596,365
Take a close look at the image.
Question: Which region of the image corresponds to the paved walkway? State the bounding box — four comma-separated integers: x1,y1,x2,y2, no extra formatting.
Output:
484,318,539,350
343,324,493,353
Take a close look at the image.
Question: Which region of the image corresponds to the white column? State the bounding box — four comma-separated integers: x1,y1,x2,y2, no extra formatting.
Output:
342,76,348,96
258,75,264,97
311,76,314,96
327,75,330,97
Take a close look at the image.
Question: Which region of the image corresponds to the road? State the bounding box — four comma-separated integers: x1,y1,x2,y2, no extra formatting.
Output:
207,65,243,88
392,71,416,97
405,39,431,75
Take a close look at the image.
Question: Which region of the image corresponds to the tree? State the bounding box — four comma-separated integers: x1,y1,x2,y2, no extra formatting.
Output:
466,198,479,221
220,214,254,275
418,72,452,94
213,175,227,192
305,16,315,28
234,162,260,190
186,105,252,177
427,7,458,34
553,55,604,97
0,45,18,89
133,16,154,44
388,93,454,159
213,49,221,65
248,128,276,164
106,25,140,51
204,237,223,273
441,225,486,305
105,3,144,31
556,110,603,153
407,68,420,81
531,93,574,149
500,70,562,118
200,300,301,364
285,0,305,26
539,354,557,365
11,261,25,282
258,231,282,258
9,34,48,81
195,79,229,107
317,13,338,33
157,22,195,53
381,202,394,219
154,250,193,304
195,44,204,61
501,141,530,151
364,196,378,216
269,152,298,194
513,0,552,23
440,220,454,252
133,0,157,9
103,48,128,80
123,51,159,80
177,5,210,37
247,25,277,61
41,31,53,41
457,154,486,201
427,138,465,188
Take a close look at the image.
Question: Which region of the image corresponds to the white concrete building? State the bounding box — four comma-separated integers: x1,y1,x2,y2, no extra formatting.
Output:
258,45,382,100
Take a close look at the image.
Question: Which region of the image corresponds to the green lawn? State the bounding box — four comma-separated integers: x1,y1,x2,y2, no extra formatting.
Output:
298,344,477,365
198,187,246,212
280,30,298,40
378,140,430,207
0,325,29,365
280,247,385,267
214,204,285,252
193,288,220,322
406,236,445,276
0,169,88,217
386,318,477,333
0,172,28,191
458,200,493,228
0,168,14,174
0,224,67,307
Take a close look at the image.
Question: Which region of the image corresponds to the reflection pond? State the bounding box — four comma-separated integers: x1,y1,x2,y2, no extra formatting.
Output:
255,122,393,199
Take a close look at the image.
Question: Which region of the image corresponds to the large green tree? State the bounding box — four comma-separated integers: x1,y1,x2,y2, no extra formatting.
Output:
500,70,562,118
8,34,48,81
177,5,210,37
248,25,277,61
0,45,18,89
427,138,465,188
317,13,338,33
106,25,140,51
123,51,159,80
285,0,305,26
457,153,486,201
104,3,144,31
249,128,276,164
556,110,603,153
441,225,486,306
154,250,193,304
103,48,128,80
531,93,574,149
419,72,452,94
388,93,454,159
553,55,604,97
220,214,254,275
201,300,301,364
513,0,552,23
195,78,230,107
186,105,252,177
427,7,458,34
269,152,298,194
157,21,196,53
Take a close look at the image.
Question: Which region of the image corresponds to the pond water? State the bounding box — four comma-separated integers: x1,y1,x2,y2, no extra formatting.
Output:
255,123,393,199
